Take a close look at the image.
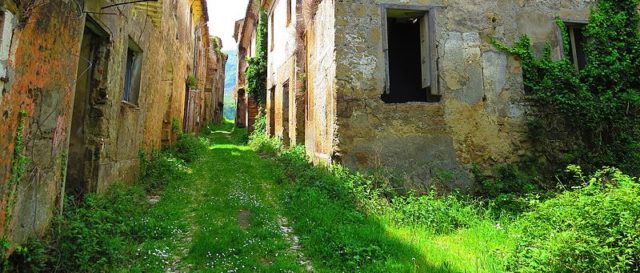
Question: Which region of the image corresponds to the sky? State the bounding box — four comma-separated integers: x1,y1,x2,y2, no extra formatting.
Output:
206,0,250,51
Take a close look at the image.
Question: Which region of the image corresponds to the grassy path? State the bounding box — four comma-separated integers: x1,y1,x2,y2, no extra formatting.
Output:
122,123,508,273
181,126,306,272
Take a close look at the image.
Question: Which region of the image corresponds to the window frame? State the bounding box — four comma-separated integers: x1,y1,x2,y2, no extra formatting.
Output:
380,4,440,100
558,19,589,71
123,39,143,105
269,10,275,52
286,0,292,26
0,8,15,82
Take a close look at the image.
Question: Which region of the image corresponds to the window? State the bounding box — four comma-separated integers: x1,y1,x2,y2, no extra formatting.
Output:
123,39,143,104
282,81,290,146
0,9,15,81
269,86,275,136
381,6,439,103
270,11,274,51
286,0,292,26
563,22,588,70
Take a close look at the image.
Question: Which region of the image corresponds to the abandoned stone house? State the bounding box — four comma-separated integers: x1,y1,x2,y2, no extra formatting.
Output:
238,0,595,187
233,6,260,133
0,0,225,245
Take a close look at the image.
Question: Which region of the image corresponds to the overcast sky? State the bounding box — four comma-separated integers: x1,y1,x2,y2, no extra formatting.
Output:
207,0,250,51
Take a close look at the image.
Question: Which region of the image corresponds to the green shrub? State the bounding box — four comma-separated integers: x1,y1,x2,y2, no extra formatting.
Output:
171,133,207,163
473,163,544,215
4,239,48,273
493,0,640,176
47,186,149,272
274,139,488,235
390,192,485,235
141,150,189,191
507,167,640,272
249,131,282,156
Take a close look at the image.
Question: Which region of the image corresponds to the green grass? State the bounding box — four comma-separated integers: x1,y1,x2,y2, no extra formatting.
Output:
10,120,639,272
27,121,511,272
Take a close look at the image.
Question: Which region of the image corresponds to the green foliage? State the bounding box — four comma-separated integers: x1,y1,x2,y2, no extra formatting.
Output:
507,167,640,272
5,110,30,234
249,115,282,156
253,108,267,133
492,0,640,176
245,10,268,106
5,239,48,273
171,117,182,135
47,186,150,272
390,192,485,235
140,150,190,191
169,133,208,163
187,74,198,88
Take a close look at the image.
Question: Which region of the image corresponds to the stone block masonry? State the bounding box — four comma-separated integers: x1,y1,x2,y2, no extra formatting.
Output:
0,0,225,245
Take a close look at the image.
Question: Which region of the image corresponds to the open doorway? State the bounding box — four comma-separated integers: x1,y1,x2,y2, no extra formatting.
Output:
269,86,275,136
282,81,290,146
66,17,109,195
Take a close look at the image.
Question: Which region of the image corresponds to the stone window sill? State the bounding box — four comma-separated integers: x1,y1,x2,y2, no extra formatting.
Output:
121,100,140,110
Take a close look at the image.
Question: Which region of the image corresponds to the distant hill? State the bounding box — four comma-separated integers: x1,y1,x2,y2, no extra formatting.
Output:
223,49,237,120
224,49,238,95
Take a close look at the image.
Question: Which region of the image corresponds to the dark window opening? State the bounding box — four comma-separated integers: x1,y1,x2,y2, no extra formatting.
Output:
0,11,4,46
123,39,142,104
270,12,275,51
286,0,292,26
282,81,290,146
382,8,439,103
566,23,588,70
269,86,275,136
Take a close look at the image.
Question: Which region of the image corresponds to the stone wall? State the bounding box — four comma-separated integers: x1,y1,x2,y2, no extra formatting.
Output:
266,0,301,146
0,0,214,244
331,0,594,188
304,0,337,164
0,2,84,243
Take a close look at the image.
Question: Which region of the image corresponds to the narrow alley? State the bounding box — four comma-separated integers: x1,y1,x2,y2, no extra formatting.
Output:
2,0,640,272
79,122,507,273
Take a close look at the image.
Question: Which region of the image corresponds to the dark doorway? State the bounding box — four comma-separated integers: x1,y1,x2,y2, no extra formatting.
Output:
183,82,190,131
67,18,108,195
282,81,290,146
269,86,275,136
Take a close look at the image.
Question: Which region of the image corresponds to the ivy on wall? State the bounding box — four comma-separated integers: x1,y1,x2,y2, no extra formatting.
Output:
3,110,29,235
245,10,268,107
493,0,640,176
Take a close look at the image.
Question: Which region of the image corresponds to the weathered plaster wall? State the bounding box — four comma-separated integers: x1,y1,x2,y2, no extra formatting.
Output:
0,2,83,243
0,0,214,244
266,0,302,146
205,39,227,125
304,0,337,164
331,0,594,188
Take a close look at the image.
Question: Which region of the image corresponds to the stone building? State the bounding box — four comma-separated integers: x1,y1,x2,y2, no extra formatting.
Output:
246,0,594,187
0,0,223,244
233,4,261,133
205,37,227,125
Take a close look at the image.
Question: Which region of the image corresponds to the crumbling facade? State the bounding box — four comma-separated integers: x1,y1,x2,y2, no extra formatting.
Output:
248,0,595,188
0,0,224,245
205,37,227,125
233,0,265,133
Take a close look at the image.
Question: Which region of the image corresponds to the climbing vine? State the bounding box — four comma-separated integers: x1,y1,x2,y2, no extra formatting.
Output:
245,10,268,107
493,0,640,176
4,110,29,235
